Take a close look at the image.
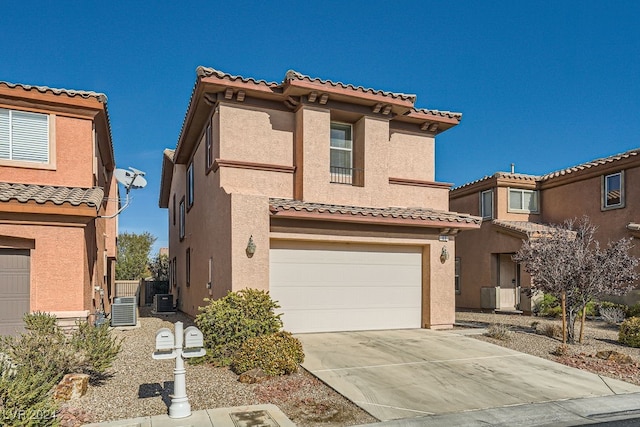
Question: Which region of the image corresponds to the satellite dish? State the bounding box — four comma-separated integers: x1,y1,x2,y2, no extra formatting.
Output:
114,167,147,191
100,166,147,219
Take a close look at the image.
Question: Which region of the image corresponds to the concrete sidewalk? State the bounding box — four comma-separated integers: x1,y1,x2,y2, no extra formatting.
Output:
365,392,640,426
82,404,296,427
298,329,640,421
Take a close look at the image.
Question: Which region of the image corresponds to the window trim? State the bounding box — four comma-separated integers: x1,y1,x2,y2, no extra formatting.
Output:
480,189,494,219
0,108,56,170
602,171,625,210
179,197,185,241
186,162,194,209
507,188,539,213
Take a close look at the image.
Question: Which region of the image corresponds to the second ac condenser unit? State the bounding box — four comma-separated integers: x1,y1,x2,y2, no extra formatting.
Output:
154,294,174,313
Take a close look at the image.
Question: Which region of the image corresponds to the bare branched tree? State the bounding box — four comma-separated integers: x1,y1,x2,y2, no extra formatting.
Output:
514,217,638,344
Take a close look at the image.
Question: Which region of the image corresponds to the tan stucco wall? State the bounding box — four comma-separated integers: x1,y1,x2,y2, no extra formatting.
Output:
388,131,435,182
0,115,95,187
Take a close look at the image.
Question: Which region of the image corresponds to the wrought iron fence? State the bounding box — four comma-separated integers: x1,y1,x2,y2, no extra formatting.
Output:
330,166,363,185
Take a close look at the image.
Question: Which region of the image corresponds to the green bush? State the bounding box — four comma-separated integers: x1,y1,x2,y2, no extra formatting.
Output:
581,301,598,317
626,303,640,318
24,311,58,334
534,293,562,318
196,289,283,364
72,321,122,374
619,317,640,348
231,331,304,376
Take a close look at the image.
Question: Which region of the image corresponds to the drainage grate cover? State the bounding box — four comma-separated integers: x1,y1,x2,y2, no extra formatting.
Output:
229,410,280,427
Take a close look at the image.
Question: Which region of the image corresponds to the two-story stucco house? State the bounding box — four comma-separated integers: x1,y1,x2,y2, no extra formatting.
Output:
159,67,481,333
450,149,640,312
0,81,118,335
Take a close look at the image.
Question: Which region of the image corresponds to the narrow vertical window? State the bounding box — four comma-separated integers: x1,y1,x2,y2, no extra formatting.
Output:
186,248,191,287
481,190,493,219
186,162,194,208
205,122,213,170
179,197,185,240
330,122,353,184
172,194,176,226
455,257,461,294
603,172,624,209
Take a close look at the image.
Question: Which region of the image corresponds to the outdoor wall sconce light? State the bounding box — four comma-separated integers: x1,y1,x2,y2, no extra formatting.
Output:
246,235,256,258
440,246,450,264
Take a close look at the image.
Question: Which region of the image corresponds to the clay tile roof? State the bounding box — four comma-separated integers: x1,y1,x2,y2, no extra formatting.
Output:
411,108,462,120
284,70,417,102
492,220,562,237
0,81,108,103
540,148,640,181
269,198,481,226
452,172,540,191
0,183,104,209
196,66,280,88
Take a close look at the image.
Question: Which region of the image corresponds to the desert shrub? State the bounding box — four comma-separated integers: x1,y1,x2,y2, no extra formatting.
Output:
71,321,122,374
626,303,640,318
484,323,511,340
0,313,122,426
534,294,562,318
619,317,640,348
551,344,570,356
581,301,598,318
196,289,283,364
231,331,304,376
600,306,626,325
537,323,562,338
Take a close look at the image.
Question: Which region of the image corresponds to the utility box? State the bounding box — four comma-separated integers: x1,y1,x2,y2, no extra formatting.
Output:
154,294,174,313
481,286,500,310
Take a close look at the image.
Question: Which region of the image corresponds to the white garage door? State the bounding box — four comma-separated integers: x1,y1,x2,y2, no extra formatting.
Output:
269,241,422,333
0,249,30,336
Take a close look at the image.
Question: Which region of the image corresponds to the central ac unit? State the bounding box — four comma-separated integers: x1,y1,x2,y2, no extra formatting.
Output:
111,298,137,327
154,294,174,313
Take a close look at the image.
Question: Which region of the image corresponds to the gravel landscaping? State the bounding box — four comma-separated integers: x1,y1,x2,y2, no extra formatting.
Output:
60,309,640,426
62,307,376,426
456,310,640,386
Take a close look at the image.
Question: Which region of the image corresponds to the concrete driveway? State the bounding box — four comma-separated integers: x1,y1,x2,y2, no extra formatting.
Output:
297,329,640,422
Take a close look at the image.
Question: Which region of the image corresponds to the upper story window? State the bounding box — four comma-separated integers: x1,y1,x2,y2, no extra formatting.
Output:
179,197,185,240
603,171,624,210
0,108,50,164
330,122,353,184
480,189,493,219
205,122,213,171
508,188,539,213
186,162,194,208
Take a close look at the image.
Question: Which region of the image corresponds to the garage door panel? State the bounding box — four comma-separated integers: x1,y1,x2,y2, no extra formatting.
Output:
272,285,421,310
270,242,422,333
279,308,421,334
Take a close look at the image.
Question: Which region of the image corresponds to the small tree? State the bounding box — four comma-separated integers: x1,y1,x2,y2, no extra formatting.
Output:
514,217,638,344
115,232,156,280
149,253,169,281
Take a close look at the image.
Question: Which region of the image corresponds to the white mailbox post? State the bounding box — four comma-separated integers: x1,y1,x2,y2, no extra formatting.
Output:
152,321,206,419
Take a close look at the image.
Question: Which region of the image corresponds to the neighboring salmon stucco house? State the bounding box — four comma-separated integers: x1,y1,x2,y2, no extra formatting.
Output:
0,81,118,335
450,148,640,312
159,67,481,333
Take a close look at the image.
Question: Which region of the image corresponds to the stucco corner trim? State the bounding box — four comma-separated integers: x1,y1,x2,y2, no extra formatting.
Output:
214,159,295,174
389,177,452,189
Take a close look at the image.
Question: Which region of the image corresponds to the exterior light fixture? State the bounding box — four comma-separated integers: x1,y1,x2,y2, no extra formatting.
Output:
440,247,450,264
246,235,256,258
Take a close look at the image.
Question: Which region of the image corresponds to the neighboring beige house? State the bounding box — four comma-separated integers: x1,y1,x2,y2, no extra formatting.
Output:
0,81,118,335
450,149,640,312
159,67,481,333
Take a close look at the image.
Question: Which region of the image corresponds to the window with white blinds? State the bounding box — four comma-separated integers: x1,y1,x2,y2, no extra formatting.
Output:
0,108,50,163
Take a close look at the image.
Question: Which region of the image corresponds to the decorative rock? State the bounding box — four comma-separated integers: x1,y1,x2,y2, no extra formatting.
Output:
54,373,90,401
239,368,269,384
595,350,634,364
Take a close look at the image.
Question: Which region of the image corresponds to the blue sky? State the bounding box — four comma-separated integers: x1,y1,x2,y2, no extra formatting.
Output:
2,1,639,252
